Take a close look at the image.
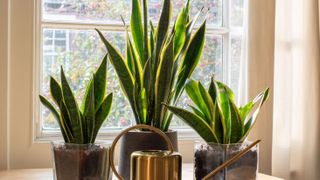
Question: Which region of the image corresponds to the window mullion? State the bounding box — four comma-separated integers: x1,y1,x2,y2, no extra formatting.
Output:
222,0,230,84
41,21,129,32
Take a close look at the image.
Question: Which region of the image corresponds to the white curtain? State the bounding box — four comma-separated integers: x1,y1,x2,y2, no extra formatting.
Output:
273,0,320,179
246,0,276,174
237,0,249,105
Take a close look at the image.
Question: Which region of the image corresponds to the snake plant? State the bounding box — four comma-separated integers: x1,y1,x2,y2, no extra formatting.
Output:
39,56,113,144
96,0,206,131
165,77,269,144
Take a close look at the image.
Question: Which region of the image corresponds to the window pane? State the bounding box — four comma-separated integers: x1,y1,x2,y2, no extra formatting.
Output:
41,29,223,130
229,35,242,96
230,0,244,27
41,28,131,130
171,35,223,128
42,0,222,26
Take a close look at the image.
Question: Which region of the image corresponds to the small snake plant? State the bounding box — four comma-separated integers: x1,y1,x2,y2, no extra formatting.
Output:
96,0,206,131
165,77,269,144
39,57,113,144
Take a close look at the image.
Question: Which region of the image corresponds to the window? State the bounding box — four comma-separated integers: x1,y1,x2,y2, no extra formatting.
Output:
36,0,246,139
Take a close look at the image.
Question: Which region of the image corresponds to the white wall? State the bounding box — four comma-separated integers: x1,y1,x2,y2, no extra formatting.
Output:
0,0,52,169
0,0,274,173
0,0,9,170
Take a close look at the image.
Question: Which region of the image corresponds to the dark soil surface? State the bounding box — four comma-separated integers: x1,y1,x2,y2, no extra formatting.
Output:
194,143,258,180
53,144,111,180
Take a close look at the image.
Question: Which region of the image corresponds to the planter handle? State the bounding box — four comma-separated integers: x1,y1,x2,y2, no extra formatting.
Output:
109,125,174,180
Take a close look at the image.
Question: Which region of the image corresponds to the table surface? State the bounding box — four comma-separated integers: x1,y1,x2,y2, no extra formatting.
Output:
0,164,284,180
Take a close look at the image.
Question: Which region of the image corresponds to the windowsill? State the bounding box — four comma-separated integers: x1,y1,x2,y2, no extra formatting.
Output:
33,129,202,143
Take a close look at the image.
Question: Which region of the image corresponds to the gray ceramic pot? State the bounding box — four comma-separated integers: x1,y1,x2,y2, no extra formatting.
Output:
118,130,178,180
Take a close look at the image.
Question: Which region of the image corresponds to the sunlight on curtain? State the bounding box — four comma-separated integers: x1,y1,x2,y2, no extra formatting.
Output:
273,0,320,179
237,0,248,105
246,0,275,174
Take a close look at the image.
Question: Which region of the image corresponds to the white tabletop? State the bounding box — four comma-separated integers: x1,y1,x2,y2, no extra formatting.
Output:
0,164,284,180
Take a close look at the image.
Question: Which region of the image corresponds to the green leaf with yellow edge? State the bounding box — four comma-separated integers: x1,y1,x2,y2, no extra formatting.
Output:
59,99,74,142
39,95,71,142
60,67,83,144
175,20,206,102
154,0,171,71
228,95,243,143
93,93,113,142
213,102,223,143
50,77,63,107
241,88,270,141
155,35,174,127
185,80,211,124
96,29,139,123
142,0,149,64
130,0,144,63
214,81,231,144
188,105,206,120
198,81,215,123
94,55,107,108
164,104,218,143
83,76,95,143
173,5,187,58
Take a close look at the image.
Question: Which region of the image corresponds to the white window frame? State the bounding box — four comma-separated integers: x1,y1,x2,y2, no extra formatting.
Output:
33,0,245,141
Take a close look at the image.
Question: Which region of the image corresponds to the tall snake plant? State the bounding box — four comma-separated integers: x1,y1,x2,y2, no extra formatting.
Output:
39,57,113,144
165,77,269,144
96,0,206,131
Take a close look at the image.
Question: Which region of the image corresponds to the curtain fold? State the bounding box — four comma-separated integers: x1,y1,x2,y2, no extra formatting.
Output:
273,0,320,179
237,0,249,105
246,0,276,174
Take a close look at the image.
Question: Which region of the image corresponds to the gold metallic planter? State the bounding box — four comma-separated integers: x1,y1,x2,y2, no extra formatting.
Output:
131,150,182,180
110,125,182,180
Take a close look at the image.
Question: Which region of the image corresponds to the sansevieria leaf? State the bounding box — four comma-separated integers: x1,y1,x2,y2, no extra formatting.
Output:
60,67,83,144
131,0,144,63
93,55,107,108
83,77,95,143
50,77,63,107
175,20,206,102
39,95,71,142
188,105,206,121
59,99,74,142
228,96,243,143
198,82,215,123
154,0,171,71
185,80,211,124
93,93,113,141
96,29,138,121
241,88,270,141
166,74,269,144
216,84,231,144
164,105,218,143
173,5,187,58
155,35,174,127
97,0,207,131
142,0,149,64
40,56,112,144
213,102,223,143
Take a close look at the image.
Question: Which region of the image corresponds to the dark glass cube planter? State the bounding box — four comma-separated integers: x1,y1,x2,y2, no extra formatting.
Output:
194,141,259,180
51,141,112,180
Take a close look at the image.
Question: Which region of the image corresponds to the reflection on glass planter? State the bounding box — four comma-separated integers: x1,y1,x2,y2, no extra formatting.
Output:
51,141,112,180
194,141,258,180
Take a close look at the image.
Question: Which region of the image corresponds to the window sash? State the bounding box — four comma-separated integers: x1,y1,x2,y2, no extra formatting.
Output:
34,0,243,141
